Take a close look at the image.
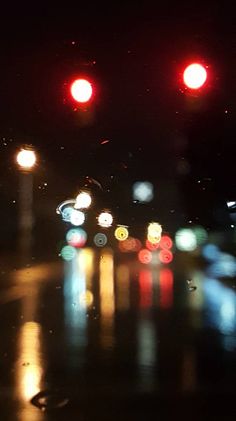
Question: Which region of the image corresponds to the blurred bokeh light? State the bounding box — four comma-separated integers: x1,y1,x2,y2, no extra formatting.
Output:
114,226,129,241
61,245,77,261
138,249,152,264
119,237,141,252
159,249,173,264
145,239,160,251
159,235,173,250
66,228,87,248
133,181,154,203
147,222,162,244
175,228,197,251
70,209,85,226
93,233,108,247
98,211,113,228
202,244,220,261
192,226,208,246
16,148,36,169
79,290,94,308
74,191,92,209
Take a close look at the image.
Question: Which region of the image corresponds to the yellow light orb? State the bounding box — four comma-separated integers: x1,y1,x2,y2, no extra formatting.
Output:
114,226,129,241
79,290,94,307
147,233,161,244
97,211,113,228
16,149,36,169
74,191,92,209
147,222,162,236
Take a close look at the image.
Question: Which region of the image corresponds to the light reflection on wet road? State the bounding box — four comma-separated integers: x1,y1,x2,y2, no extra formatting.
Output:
0,248,236,420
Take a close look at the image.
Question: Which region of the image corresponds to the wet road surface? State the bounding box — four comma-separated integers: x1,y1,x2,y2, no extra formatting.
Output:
0,247,236,420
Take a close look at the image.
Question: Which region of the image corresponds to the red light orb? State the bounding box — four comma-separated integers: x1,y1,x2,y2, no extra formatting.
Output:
138,249,152,264
159,249,173,264
119,237,141,253
146,239,160,251
70,78,93,103
159,235,173,250
183,63,207,89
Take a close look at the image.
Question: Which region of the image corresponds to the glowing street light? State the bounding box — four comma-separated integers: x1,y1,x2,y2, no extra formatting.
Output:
70,78,93,103
16,147,37,260
183,63,207,90
16,148,37,170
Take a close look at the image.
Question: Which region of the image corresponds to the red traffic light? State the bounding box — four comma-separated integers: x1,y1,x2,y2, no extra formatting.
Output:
70,78,93,103
183,63,207,89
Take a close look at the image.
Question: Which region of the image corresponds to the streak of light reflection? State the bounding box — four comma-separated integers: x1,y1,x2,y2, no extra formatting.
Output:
16,322,43,421
99,249,115,349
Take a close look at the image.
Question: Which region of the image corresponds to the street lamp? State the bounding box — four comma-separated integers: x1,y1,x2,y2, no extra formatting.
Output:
16,147,37,258
16,149,37,170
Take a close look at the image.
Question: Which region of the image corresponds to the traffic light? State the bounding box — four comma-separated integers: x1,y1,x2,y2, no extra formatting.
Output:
66,76,96,126
183,63,207,90
180,62,210,112
70,78,93,103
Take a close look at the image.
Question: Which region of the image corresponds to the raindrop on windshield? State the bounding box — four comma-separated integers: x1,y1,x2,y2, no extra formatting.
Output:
188,286,197,292
31,390,69,411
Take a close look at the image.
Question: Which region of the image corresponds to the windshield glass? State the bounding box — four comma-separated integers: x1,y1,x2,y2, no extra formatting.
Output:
0,3,235,420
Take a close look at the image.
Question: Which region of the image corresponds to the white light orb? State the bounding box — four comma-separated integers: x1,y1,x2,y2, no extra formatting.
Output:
147,222,162,237
133,181,154,203
70,209,85,226
175,228,197,251
16,149,36,169
74,191,92,209
98,211,113,228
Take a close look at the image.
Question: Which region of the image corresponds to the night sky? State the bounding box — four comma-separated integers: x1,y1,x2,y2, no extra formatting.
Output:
0,2,235,233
